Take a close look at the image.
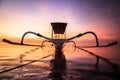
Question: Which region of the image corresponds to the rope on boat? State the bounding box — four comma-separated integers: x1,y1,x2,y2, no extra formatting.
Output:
76,47,118,70
0,53,53,74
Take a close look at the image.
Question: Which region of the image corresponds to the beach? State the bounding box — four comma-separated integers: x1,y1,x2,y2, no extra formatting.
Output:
0,43,120,80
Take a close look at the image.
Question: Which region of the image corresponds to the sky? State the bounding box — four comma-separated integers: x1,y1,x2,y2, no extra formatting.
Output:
0,0,120,43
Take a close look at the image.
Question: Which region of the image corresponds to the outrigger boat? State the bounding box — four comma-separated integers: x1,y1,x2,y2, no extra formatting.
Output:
1,22,118,74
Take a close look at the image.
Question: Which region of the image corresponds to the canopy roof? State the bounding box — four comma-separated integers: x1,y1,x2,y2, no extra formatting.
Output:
51,22,67,34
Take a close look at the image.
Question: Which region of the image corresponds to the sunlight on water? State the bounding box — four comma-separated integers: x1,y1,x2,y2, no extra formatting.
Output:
0,42,120,80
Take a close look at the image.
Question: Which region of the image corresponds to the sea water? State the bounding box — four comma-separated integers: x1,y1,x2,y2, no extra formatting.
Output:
0,42,120,80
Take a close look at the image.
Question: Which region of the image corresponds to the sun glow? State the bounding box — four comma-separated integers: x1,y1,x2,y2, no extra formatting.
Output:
0,0,119,43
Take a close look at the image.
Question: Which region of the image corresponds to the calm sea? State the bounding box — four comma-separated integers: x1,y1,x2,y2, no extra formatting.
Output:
0,42,120,80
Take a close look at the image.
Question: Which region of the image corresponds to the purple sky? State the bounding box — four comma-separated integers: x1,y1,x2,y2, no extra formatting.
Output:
0,0,120,42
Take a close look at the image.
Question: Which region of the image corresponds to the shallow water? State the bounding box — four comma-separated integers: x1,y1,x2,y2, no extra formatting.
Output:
0,43,120,80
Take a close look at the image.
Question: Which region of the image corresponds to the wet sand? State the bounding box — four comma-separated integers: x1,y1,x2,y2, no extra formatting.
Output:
0,43,120,80
0,57,119,80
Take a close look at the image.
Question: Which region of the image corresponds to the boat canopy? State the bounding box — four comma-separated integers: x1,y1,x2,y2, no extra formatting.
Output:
51,22,67,34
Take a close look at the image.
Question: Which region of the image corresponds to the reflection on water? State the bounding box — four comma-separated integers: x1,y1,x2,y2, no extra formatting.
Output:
0,43,120,80
49,48,67,80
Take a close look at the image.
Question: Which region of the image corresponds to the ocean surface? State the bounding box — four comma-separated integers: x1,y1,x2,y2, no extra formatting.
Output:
0,42,120,80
